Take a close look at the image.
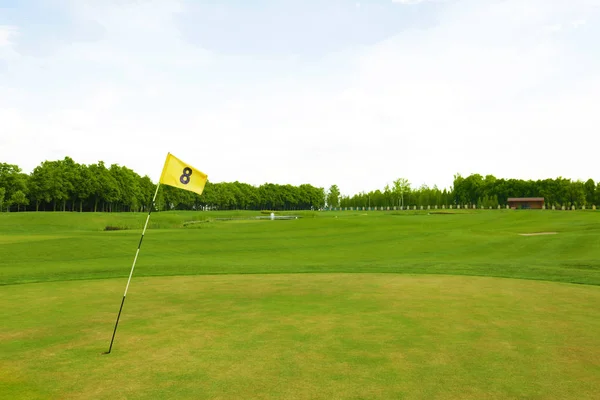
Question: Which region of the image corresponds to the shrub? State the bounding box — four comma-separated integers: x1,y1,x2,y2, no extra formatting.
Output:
104,226,128,231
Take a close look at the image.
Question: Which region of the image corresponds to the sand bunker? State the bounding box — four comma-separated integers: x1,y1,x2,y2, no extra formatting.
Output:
519,232,558,236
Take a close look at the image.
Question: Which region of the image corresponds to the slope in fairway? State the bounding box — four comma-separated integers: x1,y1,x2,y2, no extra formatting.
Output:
2,210,600,285
2,274,600,400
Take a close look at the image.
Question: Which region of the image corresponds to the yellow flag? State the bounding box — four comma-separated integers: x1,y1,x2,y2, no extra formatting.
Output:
159,153,208,195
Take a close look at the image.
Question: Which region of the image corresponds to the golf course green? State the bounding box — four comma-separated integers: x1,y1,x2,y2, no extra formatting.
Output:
1,210,600,399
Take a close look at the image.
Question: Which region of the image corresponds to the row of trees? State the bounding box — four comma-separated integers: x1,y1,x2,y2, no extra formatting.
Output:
332,175,600,210
1,158,599,212
161,181,326,211
337,176,452,209
0,159,326,212
452,174,600,208
0,159,156,213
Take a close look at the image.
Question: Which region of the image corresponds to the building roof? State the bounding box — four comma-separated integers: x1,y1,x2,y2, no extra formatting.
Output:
507,197,545,202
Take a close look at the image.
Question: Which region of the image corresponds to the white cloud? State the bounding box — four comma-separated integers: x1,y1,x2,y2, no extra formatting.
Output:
1,0,600,196
0,25,17,48
0,25,19,63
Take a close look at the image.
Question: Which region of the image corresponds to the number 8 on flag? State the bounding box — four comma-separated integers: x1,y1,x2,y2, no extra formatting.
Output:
159,153,208,195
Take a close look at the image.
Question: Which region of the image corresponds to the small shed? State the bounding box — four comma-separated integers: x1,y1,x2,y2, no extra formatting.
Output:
507,197,545,209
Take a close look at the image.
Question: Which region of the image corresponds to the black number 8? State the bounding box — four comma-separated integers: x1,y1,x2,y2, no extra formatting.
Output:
180,167,192,184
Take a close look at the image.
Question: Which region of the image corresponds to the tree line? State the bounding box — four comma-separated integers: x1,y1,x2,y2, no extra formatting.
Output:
0,158,326,212
1,158,598,212
336,174,599,209
452,174,599,209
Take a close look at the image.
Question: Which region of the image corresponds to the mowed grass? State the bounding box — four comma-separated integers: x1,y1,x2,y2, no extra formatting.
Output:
1,210,600,285
1,210,600,399
2,274,600,399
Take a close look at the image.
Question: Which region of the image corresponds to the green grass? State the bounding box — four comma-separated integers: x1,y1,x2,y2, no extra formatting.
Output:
2,275,600,399
1,210,600,399
1,210,600,286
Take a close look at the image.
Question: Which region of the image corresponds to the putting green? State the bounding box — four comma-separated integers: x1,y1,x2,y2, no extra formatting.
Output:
2,274,599,399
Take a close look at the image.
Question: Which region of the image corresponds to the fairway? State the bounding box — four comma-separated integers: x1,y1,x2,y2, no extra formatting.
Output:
2,210,600,286
2,211,600,399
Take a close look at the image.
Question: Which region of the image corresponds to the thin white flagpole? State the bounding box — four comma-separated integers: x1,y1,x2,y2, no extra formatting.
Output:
104,182,161,354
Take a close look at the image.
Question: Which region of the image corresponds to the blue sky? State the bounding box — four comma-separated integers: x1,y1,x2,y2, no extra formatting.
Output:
1,0,599,195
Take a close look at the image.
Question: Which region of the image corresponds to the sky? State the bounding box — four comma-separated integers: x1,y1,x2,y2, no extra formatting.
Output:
1,0,599,196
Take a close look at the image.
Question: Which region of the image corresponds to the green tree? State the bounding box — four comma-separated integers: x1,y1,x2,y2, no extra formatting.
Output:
370,189,385,209
109,164,143,212
11,190,29,212
0,187,5,212
73,163,93,212
417,185,430,207
383,184,393,207
29,161,63,211
28,165,49,211
452,174,466,205
309,185,326,210
568,181,586,207
88,161,119,212
138,176,157,212
59,157,77,211
462,174,484,205
0,163,28,211
392,178,410,207
296,184,313,210
258,183,282,210
584,179,595,205
326,185,340,208
28,159,72,211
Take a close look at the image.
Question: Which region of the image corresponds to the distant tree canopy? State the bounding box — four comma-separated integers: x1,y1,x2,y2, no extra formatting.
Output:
451,174,597,209
339,174,599,209
0,158,598,212
0,158,326,212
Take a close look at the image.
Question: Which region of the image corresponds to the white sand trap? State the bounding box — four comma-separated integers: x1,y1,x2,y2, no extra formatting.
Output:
519,232,558,236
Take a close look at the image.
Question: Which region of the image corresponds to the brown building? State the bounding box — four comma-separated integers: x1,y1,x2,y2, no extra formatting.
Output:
507,197,545,209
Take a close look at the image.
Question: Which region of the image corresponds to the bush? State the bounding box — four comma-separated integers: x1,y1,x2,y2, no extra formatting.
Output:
104,226,128,231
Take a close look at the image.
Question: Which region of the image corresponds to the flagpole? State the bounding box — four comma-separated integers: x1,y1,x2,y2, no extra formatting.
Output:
104,182,161,354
